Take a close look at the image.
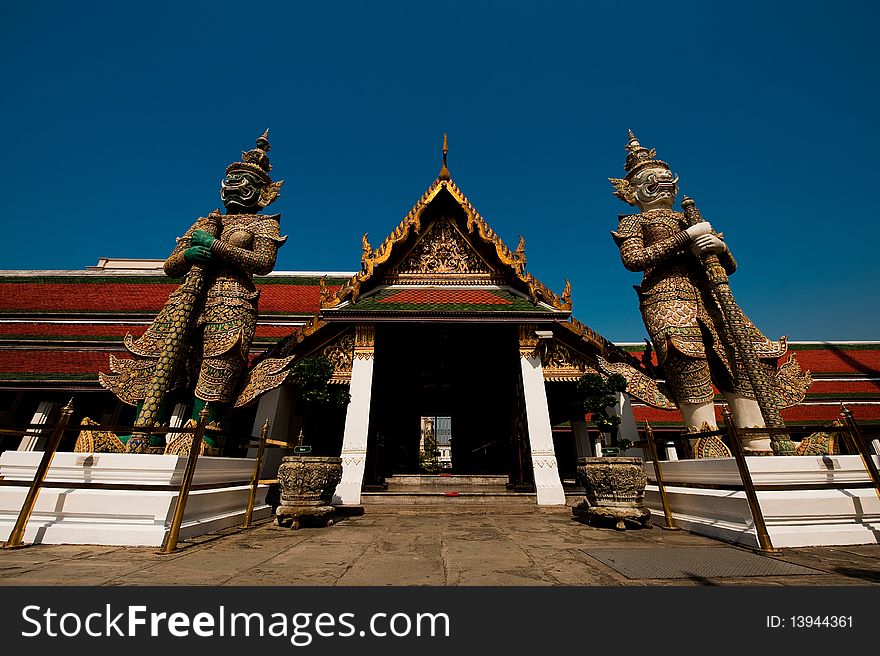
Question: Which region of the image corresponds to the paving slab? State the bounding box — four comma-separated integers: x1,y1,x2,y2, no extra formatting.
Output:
0,508,877,586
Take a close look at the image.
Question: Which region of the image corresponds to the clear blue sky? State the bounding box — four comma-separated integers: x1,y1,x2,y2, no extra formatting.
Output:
2,1,878,341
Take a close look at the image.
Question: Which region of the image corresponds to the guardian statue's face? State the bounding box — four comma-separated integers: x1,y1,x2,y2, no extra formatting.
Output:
631,166,679,211
220,170,263,213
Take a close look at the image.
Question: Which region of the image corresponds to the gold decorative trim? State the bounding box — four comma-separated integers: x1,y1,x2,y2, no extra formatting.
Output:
559,317,618,357
354,324,375,360
597,355,678,410
449,179,568,310
519,324,539,358
541,340,598,381
774,352,812,409
384,216,498,284
323,331,355,383
74,417,127,453
325,177,570,310
233,354,296,408
318,275,334,309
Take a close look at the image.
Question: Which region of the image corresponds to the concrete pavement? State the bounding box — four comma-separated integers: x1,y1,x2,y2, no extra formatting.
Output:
2,508,879,586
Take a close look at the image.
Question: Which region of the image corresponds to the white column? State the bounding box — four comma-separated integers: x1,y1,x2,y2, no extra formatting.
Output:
249,384,297,478
617,393,639,443
333,354,374,505
571,418,592,460
519,354,566,505
17,401,55,451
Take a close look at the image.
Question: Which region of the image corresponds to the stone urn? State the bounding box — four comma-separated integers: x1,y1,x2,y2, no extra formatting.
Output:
275,455,343,529
573,456,651,530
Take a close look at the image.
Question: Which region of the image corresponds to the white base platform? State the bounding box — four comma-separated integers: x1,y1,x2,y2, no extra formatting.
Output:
644,455,880,548
0,451,271,546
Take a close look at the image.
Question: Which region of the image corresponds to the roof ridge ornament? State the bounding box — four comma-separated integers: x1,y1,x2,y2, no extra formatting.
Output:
439,133,451,181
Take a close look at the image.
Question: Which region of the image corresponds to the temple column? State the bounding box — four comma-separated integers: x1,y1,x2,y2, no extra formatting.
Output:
518,327,566,505
571,417,592,459
333,324,375,505
17,400,55,451
616,392,640,455
249,384,297,478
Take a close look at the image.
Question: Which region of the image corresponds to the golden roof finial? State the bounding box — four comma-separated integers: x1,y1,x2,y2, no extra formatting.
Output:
439,133,451,181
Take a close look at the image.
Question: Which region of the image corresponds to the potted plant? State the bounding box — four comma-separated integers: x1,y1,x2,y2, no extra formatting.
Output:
573,372,650,529
577,372,629,454
275,355,351,529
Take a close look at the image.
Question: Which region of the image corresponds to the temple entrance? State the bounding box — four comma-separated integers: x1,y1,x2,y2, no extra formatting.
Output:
364,323,520,483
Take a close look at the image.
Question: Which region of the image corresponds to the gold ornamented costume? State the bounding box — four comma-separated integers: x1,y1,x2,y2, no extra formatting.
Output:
613,207,785,404
610,133,786,407
98,132,286,452
157,211,286,402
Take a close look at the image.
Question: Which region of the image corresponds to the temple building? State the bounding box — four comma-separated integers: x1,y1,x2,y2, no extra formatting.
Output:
1,151,879,506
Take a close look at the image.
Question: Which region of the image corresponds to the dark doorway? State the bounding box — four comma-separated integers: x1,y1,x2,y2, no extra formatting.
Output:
365,323,519,480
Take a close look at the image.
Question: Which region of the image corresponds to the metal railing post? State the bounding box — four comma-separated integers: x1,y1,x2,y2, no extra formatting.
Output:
4,399,74,549
644,421,678,530
721,407,780,554
839,406,880,501
243,418,270,528
161,406,209,553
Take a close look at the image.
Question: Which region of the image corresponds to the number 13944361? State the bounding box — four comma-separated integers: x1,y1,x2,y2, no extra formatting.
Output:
767,616,853,629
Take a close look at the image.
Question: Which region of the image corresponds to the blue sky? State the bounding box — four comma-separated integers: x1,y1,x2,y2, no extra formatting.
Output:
2,1,878,341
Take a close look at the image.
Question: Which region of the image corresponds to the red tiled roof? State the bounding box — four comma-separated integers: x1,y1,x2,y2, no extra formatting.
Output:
0,323,145,338
0,323,294,341
0,282,180,313
378,289,513,305
255,325,300,339
258,285,337,315
331,287,546,314
621,344,880,376
631,403,880,425
0,349,110,377
806,380,880,396
789,348,880,375
0,280,338,316
0,346,272,382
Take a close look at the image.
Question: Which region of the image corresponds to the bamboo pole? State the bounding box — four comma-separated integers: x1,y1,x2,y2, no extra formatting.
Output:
644,421,678,530
839,406,880,501
721,407,780,554
4,399,74,549
243,418,270,528
160,405,209,553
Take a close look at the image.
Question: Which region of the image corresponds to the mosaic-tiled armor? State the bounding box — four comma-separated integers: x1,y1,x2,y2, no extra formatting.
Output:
159,212,286,402
607,132,813,456
99,131,286,452
613,206,785,405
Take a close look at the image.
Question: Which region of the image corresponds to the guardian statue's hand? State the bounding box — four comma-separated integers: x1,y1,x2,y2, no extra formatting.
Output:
685,222,713,240
184,245,213,264
690,233,727,257
191,229,216,248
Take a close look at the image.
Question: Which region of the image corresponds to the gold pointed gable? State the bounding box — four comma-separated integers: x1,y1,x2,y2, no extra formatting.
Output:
325,177,571,310
388,216,496,284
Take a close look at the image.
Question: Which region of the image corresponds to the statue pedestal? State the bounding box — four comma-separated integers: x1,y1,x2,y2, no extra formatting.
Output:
644,455,880,547
0,451,270,546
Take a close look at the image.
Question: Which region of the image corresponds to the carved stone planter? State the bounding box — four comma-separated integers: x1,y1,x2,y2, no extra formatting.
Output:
573,456,651,530
275,456,343,529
